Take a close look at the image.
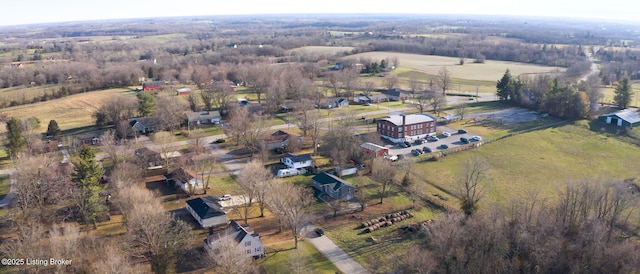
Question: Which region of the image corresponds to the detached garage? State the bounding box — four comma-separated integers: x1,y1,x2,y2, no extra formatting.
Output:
599,109,640,128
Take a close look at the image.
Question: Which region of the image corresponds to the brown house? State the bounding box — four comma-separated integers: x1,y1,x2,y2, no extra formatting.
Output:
261,130,301,151
377,114,437,143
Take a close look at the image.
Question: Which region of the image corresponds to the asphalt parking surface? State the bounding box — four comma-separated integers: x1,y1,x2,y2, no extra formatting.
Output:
387,124,481,158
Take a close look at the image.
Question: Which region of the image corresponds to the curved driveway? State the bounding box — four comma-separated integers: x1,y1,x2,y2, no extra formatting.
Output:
303,224,369,274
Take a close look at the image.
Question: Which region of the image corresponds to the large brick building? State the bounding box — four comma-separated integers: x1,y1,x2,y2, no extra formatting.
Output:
377,114,437,143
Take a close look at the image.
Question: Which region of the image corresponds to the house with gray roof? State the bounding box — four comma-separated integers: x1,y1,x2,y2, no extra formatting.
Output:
186,111,221,126
599,109,640,128
185,196,227,228
312,172,356,200
204,220,264,258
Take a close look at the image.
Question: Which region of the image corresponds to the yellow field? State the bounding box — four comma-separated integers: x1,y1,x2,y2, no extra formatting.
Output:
0,88,135,132
347,52,565,81
288,46,355,56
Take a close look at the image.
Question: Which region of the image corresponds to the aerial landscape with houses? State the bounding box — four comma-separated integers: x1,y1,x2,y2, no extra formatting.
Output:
0,11,640,274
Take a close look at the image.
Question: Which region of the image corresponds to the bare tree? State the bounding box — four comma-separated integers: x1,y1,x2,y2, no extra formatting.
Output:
414,90,429,114
437,66,451,95
202,82,235,115
95,95,139,126
426,90,447,115
153,92,187,132
124,186,190,273
454,99,469,120
295,99,318,137
340,67,360,100
188,128,206,155
458,155,488,216
287,248,312,274
266,180,315,249
383,74,399,90
409,75,423,98
236,159,273,222
153,131,176,170
362,80,376,97
245,64,273,104
371,157,396,204
225,106,250,146
186,92,199,112
204,235,260,274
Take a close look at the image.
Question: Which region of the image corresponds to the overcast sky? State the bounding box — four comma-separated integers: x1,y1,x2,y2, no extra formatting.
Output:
1,0,639,27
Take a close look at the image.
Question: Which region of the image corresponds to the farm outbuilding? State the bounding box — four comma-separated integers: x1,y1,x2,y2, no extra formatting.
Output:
599,109,640,128
360,142,389,158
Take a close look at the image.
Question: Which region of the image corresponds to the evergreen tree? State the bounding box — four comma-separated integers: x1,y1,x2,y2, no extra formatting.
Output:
613,77,633,109
6,117,26,156
496,69,513,101
137,91,155,117
71,145,105,227
46,119,61,138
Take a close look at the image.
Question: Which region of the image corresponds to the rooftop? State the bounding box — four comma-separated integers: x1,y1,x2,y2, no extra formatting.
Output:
283,153,313,163
378,113,436,126
186,196,225,220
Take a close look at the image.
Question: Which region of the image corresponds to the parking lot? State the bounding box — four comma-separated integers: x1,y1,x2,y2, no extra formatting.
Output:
387,124,481,158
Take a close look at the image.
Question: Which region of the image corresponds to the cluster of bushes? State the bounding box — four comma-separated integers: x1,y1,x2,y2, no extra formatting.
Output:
399,219,435,234
360,210,414,233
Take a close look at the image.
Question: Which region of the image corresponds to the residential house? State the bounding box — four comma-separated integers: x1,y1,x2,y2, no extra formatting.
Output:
166,167,203,194
185,196,227,228
186,111,221,127
323,97,349,109
204,220,265,258
312,172,356,200
128,116,159,135
377,113,437,143
354,93,390,104
76,133,101,145
382,88,411,101
281,153,313,169
134,147,162,168
262,130,301,151
360,142,389,158
599,109,640,128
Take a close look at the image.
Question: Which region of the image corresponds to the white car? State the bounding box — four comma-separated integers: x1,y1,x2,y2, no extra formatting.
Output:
471,136,482,141
441,132,451,137
219,194,232,201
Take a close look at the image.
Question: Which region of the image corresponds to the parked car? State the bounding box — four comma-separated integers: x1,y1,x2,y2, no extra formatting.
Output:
460,137,469,144
439,144,449,149
428,136,439,142
399,142,408,148
219,194,232,201
315,228,325,236
213,138,225,144
414,139,426,145
471,135,482,141
404,141,412,147
422,146,432,153
458,129,468,134
441,132,451,137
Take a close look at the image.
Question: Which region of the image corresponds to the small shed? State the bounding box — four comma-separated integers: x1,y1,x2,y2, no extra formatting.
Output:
599,109,640,128
176,87,192,95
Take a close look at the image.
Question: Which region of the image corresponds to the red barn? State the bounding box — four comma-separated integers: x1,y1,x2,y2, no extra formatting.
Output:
142,81,164,91
360,142,389,158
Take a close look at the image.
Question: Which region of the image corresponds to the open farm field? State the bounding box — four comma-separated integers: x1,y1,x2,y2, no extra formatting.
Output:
0,88,135,132
289,46,355,56
0,84,76,107
600,80,640,107
412,123,640,208
347,52,565,82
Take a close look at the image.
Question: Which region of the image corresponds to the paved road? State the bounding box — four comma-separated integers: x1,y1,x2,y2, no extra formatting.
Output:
0,168,16,208
302,224,370,274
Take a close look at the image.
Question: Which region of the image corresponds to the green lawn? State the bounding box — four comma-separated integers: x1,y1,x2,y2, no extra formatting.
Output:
412,123,640,207
258,240,340,274
0,174,9,201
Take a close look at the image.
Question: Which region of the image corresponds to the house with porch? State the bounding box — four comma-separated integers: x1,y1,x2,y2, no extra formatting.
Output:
186,111,221,127
128,116,159,135
281,153,313,169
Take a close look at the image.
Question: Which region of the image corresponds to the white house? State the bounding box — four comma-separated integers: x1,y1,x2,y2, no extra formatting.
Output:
167,167,203,194
204,220,265,258
185,196,227,228
281,153,313,169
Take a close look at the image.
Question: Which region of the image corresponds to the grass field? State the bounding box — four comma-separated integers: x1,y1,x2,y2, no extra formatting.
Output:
288,46,355,56
258,241,340,274
411,123,640,207
0,88,135,132
347,52,565,82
